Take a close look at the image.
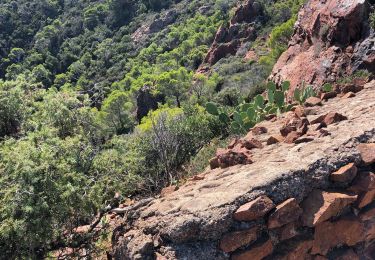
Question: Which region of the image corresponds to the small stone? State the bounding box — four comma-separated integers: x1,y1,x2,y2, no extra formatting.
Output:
310,115,326,125
323,112,347,125
349,171,375,208
241,137,263,150
285,131,303,144
301,190,357,227
357,143,375,165
268,198,303,229
330,163,358,183
342,92,356,98
267,135,285,145
219,227,258,253
251,126,268,135
232,239,273,260
234,195,275,221
320,91,337,100
280,125,297,137
311,217,365,255
305,97,322,107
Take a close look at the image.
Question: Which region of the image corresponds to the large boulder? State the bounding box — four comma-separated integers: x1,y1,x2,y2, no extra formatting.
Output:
270,0,373,93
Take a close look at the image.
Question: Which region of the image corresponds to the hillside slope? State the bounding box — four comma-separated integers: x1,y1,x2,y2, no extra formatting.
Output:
109,0,375,259
111,79,375,259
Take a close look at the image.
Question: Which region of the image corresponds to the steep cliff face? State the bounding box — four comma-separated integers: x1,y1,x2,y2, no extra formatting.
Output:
270,0,375,92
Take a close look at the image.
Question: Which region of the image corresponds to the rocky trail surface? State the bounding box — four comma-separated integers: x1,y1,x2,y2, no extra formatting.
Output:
111,79,375,259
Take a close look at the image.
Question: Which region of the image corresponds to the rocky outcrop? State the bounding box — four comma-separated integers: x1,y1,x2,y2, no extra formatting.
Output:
202,0,263,66
132,10,178,43
111,81,375,259
270,0,375,92
135,85,164,122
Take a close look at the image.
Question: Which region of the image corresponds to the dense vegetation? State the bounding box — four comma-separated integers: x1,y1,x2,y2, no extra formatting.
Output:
0,0,305,257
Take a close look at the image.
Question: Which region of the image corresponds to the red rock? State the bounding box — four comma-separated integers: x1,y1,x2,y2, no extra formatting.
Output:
219,227,258,253
349,171,375,208
161,186,178,197
232,239,273,260
285,131,303,144
357,143,375,165
281,239,313,260
301,190,357,227
357,189,375,209
310,115,326,125
311,217,365,255
269,0,369,91
342,92,356,98
234,195,275,221
339,83,364,94
251,126,268,135
330,163,358,183
320,92,337,100
349,171,375,193
305,97,322,107
278,222,300,241
268,198,303,229
280,125,297,137
323,112,348,126
216,146,253,169
240,137,263,150
209,157,220,169
267,135,285,145
364,219,375,241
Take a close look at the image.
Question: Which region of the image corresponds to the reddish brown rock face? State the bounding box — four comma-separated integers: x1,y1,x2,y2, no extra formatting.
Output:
219,227,258,253
277,222,300,241
311,217,365,255
301,190,357,227
330,163,358,183
234,196,275,221
357,143,375,165
268,198,303,229
270,0,372,93
232,239,273,260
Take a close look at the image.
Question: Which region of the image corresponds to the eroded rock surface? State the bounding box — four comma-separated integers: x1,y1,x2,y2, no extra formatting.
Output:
270,0,374,92
112,81,375,259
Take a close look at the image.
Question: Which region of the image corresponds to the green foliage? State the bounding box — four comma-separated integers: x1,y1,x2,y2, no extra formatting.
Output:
206,81,292,134
370,10,375,29
337,70,371,84
293,82,317,104
322,83,333,93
